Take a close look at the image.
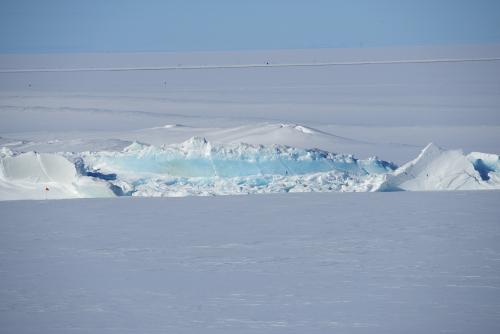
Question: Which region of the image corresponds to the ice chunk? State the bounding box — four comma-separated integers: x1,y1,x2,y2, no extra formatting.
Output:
0,147,14,158
382,143,496,191
467,151,500,182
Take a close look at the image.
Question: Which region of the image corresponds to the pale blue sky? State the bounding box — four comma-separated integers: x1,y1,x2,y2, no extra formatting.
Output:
1,0,500,53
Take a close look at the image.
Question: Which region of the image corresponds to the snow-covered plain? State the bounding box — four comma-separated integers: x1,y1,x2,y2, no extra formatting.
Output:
1,45,500,332
1,191,500,333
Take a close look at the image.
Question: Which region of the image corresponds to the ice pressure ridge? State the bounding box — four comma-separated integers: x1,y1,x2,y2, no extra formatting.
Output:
1,138,499,200
77,137,396,197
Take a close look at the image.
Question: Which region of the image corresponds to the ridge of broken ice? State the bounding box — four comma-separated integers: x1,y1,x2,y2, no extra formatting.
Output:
1,138,499,200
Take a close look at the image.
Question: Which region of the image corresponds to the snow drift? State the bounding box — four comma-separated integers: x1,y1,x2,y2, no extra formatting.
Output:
0,140,499,200
0,147,114,200
382,143,500,191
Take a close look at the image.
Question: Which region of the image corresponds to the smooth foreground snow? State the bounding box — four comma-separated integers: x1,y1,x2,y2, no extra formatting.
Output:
1,138,499,200
1,191,500,333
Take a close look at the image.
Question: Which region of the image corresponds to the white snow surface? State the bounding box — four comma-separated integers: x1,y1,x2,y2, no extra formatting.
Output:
1,191,500,333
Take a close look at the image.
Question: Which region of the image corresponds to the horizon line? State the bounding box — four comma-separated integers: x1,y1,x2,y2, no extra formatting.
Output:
1,57,500,74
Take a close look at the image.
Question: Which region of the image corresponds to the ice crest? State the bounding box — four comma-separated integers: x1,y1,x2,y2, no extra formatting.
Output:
0,147,14,158
123,141,148,152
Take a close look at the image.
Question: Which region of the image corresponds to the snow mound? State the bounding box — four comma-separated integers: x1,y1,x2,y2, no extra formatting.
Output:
280,123,316,134
1,152,77,184
149,124,186,130
0,151,115,200
382,143,500,191
204,123,361,151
